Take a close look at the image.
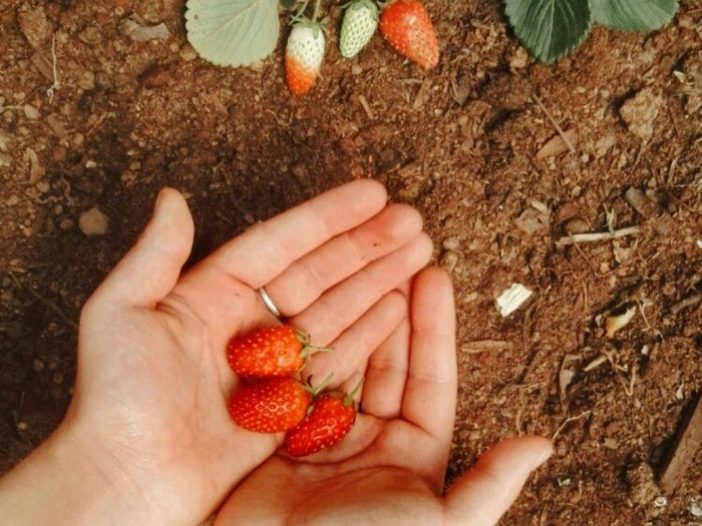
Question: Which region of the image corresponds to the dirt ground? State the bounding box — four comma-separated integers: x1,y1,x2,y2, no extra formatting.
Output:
1,0,702,524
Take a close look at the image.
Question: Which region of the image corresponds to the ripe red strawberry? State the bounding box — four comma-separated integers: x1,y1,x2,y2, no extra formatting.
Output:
284,390,358,457
228,377,313,433
379,0,439,69
285,23,326,96
227,325,330,378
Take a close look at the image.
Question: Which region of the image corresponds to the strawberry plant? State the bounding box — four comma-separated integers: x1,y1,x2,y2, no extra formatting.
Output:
505,0,679,63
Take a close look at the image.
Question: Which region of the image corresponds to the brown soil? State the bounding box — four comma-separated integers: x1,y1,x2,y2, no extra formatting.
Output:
1,0,702,524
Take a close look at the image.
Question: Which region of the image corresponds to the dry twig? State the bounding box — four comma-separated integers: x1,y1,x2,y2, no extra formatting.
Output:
46,34,60,102
8,272,76,329
532,93,576,154
461,340,513,354
556,226,641,248
552,410,592,441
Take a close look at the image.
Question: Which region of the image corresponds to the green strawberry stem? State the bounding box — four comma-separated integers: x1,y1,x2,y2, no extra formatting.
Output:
289,0,310,24
306,372,334,396
312,0,323,22
299,344,333,360
344,377,364,407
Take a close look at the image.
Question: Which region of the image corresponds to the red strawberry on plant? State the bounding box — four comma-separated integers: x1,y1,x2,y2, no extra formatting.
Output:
227,325,330,378
285,0,326,96
379,0,439,69
229,377,323,433
284,385,360,457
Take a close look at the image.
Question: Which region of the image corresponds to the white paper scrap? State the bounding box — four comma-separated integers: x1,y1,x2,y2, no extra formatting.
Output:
496,283,533,317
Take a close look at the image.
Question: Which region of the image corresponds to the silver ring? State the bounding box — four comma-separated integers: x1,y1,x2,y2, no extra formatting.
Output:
258,287,282,318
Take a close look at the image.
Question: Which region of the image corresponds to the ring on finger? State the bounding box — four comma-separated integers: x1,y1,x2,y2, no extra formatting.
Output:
258,286,283,319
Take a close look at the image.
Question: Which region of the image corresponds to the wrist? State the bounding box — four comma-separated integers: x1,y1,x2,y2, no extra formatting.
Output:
0,423,153,525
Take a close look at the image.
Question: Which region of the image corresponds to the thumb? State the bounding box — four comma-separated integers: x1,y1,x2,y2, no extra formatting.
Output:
443,436,553,526
93,188,194,307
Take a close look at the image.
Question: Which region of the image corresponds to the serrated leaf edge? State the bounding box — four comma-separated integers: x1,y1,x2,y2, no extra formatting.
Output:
503,0,593,64
592,0,679,32
185,0,281,68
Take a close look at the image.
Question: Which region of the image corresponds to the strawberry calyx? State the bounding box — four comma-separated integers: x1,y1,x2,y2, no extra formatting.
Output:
295,329,333,362
289,0,326,30
343,0,379,18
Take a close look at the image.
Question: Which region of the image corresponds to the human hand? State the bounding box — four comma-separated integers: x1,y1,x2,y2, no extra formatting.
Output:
215,268,553,526
0,180,433,525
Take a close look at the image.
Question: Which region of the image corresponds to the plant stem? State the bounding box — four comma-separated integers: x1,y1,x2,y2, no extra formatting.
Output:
294,0,310,21
312,0,322,22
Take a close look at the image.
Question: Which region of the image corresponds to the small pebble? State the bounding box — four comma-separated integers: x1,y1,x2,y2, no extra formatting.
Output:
23,104,40,120
441,251,458,272
690,502,702,518
442,237,460,251
78,71,96,90
179,43,198,61
79,207,108,236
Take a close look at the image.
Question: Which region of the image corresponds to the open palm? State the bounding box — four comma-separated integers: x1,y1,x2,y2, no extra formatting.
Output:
65,180,433,525
215,269,552,526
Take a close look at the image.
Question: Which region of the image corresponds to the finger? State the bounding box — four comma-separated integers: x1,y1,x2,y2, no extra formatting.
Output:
91,188,194,308
303,291,407,387
264,204,422,317
207,180,387,288
444,437,553,526
401,267,456,444
361,317,411,419
293,234,433,346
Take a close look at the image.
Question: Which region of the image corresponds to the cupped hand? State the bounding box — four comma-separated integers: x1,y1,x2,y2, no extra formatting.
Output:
214,268,553,526
62,180,434,525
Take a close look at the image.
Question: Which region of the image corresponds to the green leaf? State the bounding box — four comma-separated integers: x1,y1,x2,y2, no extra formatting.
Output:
185,0,280,67
504,0,592,63
591,0,678,31
279,0,296,10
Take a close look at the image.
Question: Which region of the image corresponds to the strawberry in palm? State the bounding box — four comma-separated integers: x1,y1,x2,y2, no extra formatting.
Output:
284,385,360,457
229,377,323,433
379,0,439,69
285,0,326,96
340,0,379,59
227,325,330,378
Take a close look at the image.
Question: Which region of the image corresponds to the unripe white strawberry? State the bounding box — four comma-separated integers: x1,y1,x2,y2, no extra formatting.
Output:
286,23,326,96
340,0,379,59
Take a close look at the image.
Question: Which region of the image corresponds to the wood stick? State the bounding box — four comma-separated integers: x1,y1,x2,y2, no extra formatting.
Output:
659,393,702,493
461,340,513,354
532,93,576,153
670,294,702,315
556,226,641,248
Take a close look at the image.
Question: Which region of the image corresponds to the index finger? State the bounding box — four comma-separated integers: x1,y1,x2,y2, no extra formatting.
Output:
401,267,457,444
208,179,387,288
